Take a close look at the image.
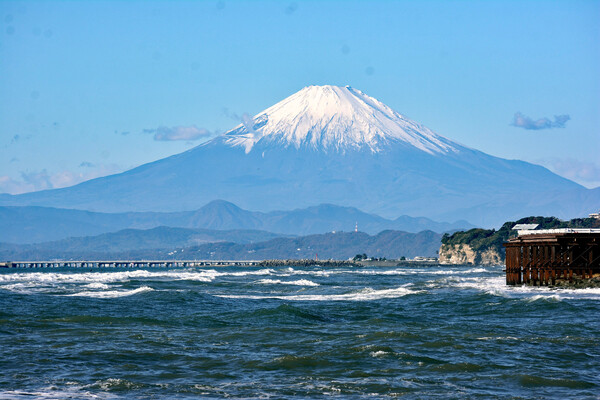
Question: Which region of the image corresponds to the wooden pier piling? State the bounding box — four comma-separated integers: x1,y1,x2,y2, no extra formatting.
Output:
504,231,600,286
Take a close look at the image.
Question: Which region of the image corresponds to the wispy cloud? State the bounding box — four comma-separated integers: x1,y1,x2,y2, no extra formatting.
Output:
222,109,258,134
0,164,123,195
0,176,26,195
511,112,570,130
143,125,212,141
240,113,258,133
20,170,53,192
538,157,600,188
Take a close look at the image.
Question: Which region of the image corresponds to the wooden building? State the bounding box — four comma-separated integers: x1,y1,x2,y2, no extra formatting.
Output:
504,229,600,286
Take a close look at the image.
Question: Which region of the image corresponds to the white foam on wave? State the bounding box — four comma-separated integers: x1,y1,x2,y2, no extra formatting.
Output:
83,282,110,290
0,265,493,294
405,267,491,275
0,269,215,285
0,267,281,296
66,286,154,298
526,294,562,302
370,350,391,357
1,282,59,294
280,268,336,277
281,266,493,277
216,285,418,301
352,269,416,276
446,275,600,301
476,336,520,341
257,278,320,287
433,267,490,275
221,268,276,276
0,388,115,399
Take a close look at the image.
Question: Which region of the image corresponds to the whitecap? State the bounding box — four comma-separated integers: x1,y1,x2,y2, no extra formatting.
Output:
370,350,390,357
526,294,562,302
446,275,600,300
415,267,492,275
257,278,320,286
281,266,495,277
83,282,110,290
476,336,520,341
66,286,154,298
0,389,114,399
0,269,215,286
278,268,336,277
216,286,419,301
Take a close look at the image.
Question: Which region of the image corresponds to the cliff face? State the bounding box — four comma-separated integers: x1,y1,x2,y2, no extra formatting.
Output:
439,244,503,265
440,216,600,266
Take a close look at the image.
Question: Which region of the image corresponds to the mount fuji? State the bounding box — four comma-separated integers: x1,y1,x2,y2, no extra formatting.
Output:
1,85,598,226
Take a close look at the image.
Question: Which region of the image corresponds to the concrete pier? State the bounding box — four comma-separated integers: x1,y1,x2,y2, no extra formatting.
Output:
0,260,261,269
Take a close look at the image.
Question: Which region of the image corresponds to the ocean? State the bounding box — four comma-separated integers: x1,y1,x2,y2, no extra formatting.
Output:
0,264,598,399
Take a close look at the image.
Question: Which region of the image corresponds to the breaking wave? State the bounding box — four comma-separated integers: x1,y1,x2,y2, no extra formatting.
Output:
66,286,154,298
257,278,320,286
216,285,418,301
440,275,600,300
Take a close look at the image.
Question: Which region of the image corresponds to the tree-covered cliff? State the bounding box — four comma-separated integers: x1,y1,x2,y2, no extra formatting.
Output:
440,216,600,264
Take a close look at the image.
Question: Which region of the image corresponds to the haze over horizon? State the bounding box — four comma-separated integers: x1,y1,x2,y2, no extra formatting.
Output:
1,0,599,196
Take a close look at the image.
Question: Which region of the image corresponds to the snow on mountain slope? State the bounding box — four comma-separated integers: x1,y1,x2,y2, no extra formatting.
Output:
0,84,597,226
223,85,459,154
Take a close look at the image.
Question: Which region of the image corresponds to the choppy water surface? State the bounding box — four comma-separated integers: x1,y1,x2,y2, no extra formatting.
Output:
1,264,598,399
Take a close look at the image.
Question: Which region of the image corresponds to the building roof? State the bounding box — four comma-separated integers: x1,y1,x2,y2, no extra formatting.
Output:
512,223,539,230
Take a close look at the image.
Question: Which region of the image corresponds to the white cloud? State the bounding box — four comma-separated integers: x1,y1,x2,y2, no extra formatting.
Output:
511,112,570,130
144,125,212,141
537,158,600,188
0,164,124,195
0,176,33,195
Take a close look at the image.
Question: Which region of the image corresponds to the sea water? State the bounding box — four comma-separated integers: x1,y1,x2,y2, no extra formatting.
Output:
0,264,598,399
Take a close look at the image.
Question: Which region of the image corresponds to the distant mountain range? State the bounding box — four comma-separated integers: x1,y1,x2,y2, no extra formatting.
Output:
0,200,474,244
0,229,441,261
1,85,597,226
0,226,288,260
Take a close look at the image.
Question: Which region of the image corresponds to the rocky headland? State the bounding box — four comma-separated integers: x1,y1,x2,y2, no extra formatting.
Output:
439,216,600,266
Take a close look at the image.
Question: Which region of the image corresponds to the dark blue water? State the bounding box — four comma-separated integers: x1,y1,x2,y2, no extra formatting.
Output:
1,265,598,399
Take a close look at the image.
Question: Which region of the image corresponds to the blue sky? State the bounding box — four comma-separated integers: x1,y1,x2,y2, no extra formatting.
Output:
1,0,599,193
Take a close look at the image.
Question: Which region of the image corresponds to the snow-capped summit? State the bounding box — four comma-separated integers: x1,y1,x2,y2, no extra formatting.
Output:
223,85,459,154
2,84,596,227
